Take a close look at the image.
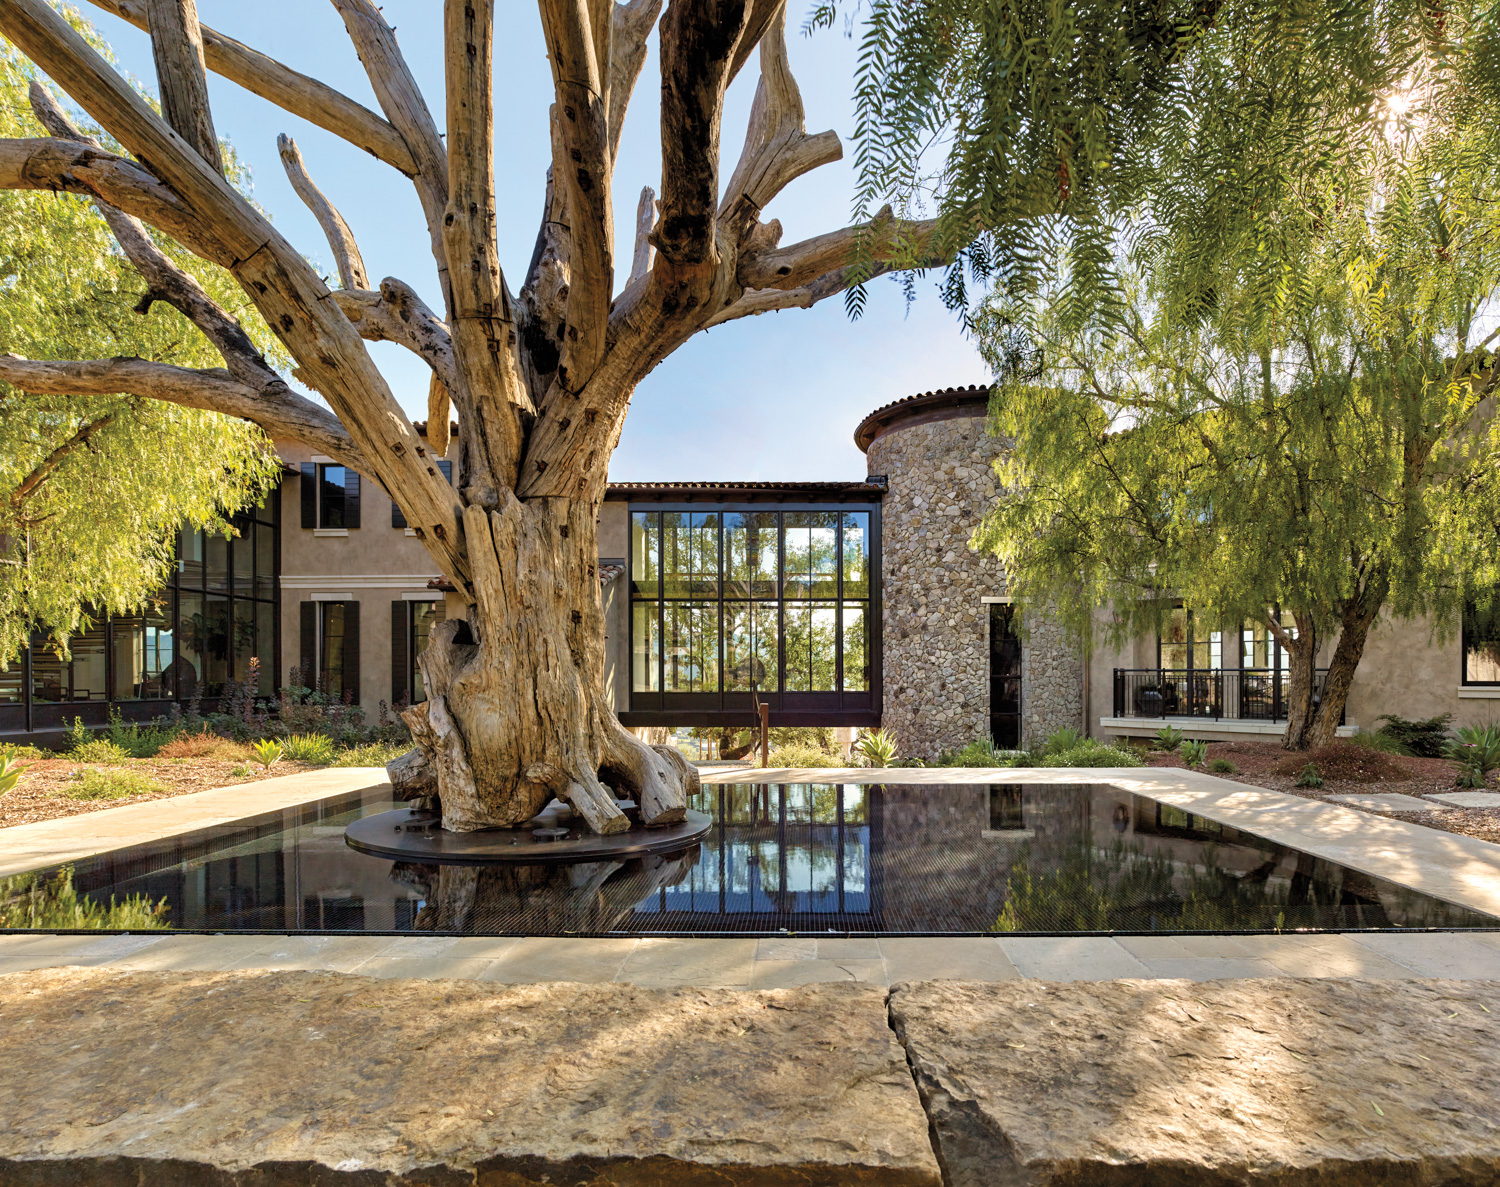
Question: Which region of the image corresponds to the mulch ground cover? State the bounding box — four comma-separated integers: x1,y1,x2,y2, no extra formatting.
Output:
1144,739,1500,843
0,756,320,830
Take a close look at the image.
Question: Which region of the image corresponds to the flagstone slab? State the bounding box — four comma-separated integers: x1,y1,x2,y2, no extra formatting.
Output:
1328,792,1449,813
0,967,939,1186
1427,791,1500,809
890,977,1500,1186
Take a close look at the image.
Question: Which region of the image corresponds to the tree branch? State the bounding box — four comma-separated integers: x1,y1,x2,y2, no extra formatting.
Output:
737,210,943,292
329,0,453,314
0,136,230,265
9,414,116,508
84,0,417,174
540,0,613,393
145,0,221,174
442,0,529,503
329,280,457,394
0,355,362,467
607,0,661,160
0,0,467,584
277,133,368,290
629,184,655,287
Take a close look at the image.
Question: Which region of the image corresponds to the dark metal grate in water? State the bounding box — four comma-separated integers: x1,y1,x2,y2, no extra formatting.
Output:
14,783,1498,936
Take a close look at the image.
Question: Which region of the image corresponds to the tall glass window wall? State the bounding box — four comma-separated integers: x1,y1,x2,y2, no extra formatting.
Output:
628,504,877,722
2,492,279,734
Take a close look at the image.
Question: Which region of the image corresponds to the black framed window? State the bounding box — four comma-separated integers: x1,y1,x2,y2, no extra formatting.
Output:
392,599,446,704
318,464,346,529
628,505,876,701
1158,607,1223,670
1241,611,1296,672
1463,601,1500,685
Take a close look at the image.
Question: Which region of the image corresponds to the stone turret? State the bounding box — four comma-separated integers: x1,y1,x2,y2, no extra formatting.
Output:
856,386,1082,758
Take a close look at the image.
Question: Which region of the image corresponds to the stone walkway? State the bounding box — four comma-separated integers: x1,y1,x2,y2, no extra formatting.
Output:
6,929,1500,985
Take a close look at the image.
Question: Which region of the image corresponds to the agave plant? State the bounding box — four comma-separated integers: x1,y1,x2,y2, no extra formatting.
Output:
854,728,899,767
1043,727,1084,755
250,738,284,771
1154,725,1184,752
0,754,29,796
1445,724,1500,789
1180,739,1208,768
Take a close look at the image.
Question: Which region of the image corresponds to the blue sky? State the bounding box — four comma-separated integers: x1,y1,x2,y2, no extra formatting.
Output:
77,1,987,481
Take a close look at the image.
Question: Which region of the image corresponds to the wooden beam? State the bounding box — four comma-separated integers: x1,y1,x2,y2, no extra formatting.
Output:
144,0,221,174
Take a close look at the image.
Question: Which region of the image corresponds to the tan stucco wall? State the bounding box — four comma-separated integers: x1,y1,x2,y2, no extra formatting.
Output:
599,500,629,713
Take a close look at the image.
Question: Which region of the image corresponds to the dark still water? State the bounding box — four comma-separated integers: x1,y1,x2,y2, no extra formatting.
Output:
20,783,1499,936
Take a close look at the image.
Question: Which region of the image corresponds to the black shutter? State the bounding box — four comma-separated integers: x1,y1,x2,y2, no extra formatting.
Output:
344,470,361,529
391,500,407,529
342,601,361,704
299,601,316,687
438,459,452,482
391,601,408,704
300,464,316,528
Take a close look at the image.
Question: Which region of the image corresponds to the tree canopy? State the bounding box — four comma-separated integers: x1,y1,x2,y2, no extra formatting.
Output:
0,35,281,666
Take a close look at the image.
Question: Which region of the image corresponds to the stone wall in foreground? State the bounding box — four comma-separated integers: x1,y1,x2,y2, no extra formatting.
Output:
867,414,1082,758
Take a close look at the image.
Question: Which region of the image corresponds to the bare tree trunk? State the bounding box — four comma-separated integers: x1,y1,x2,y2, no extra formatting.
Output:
400,491,697,833
1303,572,1388,749
1279,612,1318,750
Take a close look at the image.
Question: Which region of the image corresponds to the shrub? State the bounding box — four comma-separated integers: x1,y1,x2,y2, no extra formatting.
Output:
1270,742,1409,783
0,754,29,795
936,738,1017,767
0,743,46,762
1351,728,1411,756
1376,713,1452,758
1180,739,1208,768
1038,741,1142,768
0,866,168,930
332,741,411,767
228,764,254,778
64,767,166,800
103,709,181,758
1295,763,1325,789
250,738,284,770
156,730,248,761
1154,725,1184,752
853,728,899,767
65,715,91,751
1446,724,1500,789
67,739,131,765
1208,757,1237,774
282,733,337,764
1039,727,1082,755
765,744,841,768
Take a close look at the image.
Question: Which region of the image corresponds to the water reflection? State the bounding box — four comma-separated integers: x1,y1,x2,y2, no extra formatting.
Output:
50,783,1500,935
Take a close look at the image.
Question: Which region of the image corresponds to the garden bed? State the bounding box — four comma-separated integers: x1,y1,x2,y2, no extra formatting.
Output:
1143,740,1500,843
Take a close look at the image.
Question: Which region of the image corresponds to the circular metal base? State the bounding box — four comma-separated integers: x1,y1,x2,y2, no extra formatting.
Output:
345,807,711,866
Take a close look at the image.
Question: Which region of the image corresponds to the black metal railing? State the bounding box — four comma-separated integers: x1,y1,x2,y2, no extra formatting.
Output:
1112,668,1335,722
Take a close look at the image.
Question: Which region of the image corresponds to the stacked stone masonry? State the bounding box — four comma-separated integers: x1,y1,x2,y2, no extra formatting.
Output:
867,414,1082,758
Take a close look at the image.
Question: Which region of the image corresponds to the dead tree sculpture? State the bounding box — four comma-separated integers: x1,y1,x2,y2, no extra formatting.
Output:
0,0,940,833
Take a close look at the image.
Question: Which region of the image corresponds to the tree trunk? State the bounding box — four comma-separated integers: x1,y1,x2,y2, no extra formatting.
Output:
1302,573,1388,749
397,490,697,833
1280,612,1318,750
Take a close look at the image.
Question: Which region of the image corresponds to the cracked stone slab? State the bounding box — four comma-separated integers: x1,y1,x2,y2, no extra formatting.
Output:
1328,792,1450,813
1427,791,1500,809
0,967,939,1185
890,978,1500,1186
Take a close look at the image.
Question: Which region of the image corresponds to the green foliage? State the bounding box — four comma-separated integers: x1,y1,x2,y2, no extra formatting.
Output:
0,753,28,795
1295,764,1325,789
1041,727,1084,755
765,744,841,769
0,743,44,762
0,39,283,668
935,738,1019,767
1351,728,1412,757
1180,739,1209,768
0,864,168,929
104,710,179,758
65,716,90,751
64,767,164,800
1376,714,1452,759
331,741,409,767
1446,724,1500,789
250,738,283,770
1037,740,1142,768
228,764,253,778
67,738,130,765
1208,757,1237,774
767,726,836,752
853,728,898,767
281,733,336,765
1153,726,1184,753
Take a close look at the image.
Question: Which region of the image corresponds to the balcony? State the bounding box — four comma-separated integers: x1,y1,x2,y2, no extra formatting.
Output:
1105,668,1351,739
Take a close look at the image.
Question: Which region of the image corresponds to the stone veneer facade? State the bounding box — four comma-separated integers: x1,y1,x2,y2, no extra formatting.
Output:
863,396,1083,759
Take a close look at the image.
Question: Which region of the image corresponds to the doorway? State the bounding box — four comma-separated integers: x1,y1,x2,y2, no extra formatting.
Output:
989,602,1022,748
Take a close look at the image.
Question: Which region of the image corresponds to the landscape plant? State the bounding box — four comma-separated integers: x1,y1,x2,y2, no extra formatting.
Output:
250,738,283,770
1042,728,1084,755
1376,715,1452,759
1446,724,1500,789
1295,765,1325,790
0,865,168,929
1154,726,1184,753
66,767,165,800
0,1,950,837
0,753,27,795
765,744,841,769
67,737,130,765
1180,740,1208,769
332,741,411,768
853,728,899,767
1208,757,1237,775
1037,739,1141,769
281,734,337,766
